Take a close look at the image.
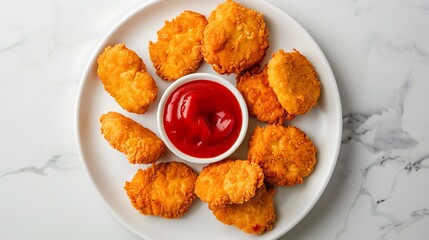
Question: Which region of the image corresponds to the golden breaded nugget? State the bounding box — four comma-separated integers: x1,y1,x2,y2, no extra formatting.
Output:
202,0,269,74
267,49,321,118
236,66,291,125
149,10,208,81
211,185,276,235
248,125,317,186
97,43,158,114
100,111,166,164
195,159,264,207
124,161,197,218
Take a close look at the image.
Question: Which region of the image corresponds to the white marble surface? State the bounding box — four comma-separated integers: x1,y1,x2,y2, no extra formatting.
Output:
1,0,428,239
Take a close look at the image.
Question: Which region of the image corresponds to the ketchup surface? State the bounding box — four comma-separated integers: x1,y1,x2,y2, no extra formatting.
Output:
163,80,242,158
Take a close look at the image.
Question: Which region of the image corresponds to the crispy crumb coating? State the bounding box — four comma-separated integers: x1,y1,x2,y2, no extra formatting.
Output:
100,111,166,164
248,125,317,186
124,161,198,218
267,49,321,118
97,43,158,114
210,185,276,235
236,66,291,125
195,159,264,207
149,10,208,81
202,0,269,75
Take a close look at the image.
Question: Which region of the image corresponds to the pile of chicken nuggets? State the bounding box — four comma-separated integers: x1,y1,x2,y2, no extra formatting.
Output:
96,0,321,235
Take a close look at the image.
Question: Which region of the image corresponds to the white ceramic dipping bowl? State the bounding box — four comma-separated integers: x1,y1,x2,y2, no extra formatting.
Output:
157,73,249,164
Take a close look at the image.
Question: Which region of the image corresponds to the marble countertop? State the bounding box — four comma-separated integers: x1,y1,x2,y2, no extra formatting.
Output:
1,0,428,239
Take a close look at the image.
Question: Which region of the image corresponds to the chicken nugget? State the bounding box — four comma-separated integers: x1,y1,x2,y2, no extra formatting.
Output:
97,43,158,114
149,10,208,81
202,0,269,75
236,66,291,125
124,161,198,218
195,159,264,207
248,125,317,186
267,49,321,119
100,111,166,164
210,185,276,235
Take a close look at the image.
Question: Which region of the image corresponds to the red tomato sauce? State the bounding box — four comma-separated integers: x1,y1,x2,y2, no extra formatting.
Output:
163,80,242,158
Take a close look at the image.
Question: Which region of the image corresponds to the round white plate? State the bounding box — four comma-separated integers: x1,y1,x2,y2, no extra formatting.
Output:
75,0,342,239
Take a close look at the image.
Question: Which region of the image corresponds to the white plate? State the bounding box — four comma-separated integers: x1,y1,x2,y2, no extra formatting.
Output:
75,0,342,239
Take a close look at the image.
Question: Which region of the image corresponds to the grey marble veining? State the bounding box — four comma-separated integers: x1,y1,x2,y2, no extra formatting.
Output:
342,76,417,153
335,73,429,239
1,153,80,178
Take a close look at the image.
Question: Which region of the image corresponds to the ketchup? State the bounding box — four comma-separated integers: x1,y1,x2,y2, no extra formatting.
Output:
163,80,242,158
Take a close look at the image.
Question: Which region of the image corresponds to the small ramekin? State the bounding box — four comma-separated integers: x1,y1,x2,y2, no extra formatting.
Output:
157,73,248,164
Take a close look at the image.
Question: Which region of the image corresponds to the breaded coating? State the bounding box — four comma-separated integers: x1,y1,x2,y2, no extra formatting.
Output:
267,49,321,119
202,0,269,75
124,161,198,218
100,111,166,164
97,43,158,114
236,66,291,125
248,125,317,186
195,159,264,207
211,185,276,235
149,10,208,81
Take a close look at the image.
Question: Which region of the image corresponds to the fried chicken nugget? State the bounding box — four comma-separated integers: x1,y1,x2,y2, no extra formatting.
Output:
149,10,208,81
248,125,317,186
267,49,321,119
202,0,269,75
100,111,166,164
236,66,291,125
124,161,198,218
97,44,158,114
195,159,264,207
210,185,276,235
